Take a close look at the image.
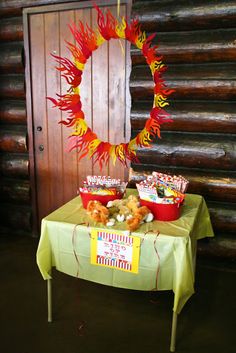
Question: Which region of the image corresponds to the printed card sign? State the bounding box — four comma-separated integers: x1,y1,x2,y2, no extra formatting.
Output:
91,229,140,273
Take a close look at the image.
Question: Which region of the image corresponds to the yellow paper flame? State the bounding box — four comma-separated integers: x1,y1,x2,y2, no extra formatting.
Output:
150,60,165,74
73,119,88,136
116,17,126,38
74,60,85,71
110,145,117,165
154,94,169,108
88,139,102,156
135,31,146,49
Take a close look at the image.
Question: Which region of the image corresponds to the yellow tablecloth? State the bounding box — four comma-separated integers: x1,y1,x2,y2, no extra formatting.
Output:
36,189,214,314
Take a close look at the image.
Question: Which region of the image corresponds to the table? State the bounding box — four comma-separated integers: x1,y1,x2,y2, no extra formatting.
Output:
36,189,214,352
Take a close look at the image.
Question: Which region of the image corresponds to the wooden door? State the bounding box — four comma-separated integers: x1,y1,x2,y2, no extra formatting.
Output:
23,0,131,234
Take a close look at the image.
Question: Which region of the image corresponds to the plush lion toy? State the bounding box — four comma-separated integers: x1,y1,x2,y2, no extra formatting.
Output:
87,200,110,225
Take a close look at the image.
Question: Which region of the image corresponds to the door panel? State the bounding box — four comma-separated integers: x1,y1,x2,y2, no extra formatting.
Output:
60,10,79,203
24,1,131,231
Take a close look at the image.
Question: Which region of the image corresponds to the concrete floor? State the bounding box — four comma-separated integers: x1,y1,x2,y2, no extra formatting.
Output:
0,235,235,353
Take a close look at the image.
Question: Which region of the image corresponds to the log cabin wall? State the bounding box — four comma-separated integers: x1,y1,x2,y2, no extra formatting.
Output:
0,1,29,234
130,0,236,260
0,0,235,261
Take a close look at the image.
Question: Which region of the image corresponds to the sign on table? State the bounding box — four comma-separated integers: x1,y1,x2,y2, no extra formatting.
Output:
91,229,140,273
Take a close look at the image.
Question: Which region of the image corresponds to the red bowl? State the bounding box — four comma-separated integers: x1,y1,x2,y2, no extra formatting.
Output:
80,191,124,209
140,199,181,221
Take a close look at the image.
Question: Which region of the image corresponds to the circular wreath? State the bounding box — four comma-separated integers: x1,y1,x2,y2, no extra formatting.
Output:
48,5,174,169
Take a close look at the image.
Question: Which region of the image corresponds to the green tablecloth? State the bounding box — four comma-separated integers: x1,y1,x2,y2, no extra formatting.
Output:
36,189,214,314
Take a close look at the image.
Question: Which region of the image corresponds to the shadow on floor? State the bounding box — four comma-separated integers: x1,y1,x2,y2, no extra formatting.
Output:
0,235,235,353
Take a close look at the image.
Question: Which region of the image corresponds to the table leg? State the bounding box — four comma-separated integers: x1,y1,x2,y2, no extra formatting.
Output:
170,311,178,352
47,278,52,322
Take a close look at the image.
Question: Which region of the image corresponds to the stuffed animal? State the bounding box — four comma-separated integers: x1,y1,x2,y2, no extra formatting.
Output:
126,195,140,213
87,200,110,225
107,195,140,222
126,205,154,231
106,198,131,221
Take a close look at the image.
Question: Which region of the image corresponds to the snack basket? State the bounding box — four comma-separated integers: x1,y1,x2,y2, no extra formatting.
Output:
140,199,181,221
137,171,188,221
79,176,126,209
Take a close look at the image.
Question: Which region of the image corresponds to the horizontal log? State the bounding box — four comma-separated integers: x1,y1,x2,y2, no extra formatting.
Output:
0,153,29,178
131,28,236,64
0,178,30,203
0,203,31,231
0,42,24,73
133,0,236,32
130,79,236,101
208,201,236,234
0,16,23,41
0,100,26,124
131,163,236,177
0,128,27,153
197,237,236,260
131,101,236,134
134,133,236,171
133,62,236,80
128,168,236,203
130,63,236,100
0,7,22,18
0,74,25,98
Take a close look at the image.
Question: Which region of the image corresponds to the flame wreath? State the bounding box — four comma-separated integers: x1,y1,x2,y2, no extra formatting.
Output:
47,5,174,169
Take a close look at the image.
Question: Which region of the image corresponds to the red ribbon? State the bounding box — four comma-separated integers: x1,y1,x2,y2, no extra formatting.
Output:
152,232,160,290
143,230,160,290
72,222,90,277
